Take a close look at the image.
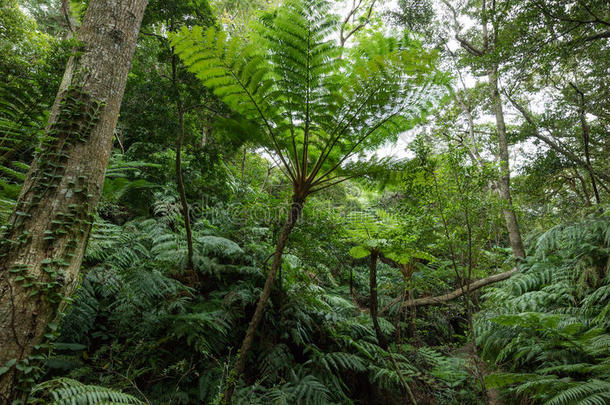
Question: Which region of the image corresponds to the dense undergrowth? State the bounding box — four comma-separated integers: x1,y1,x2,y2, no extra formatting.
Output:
33,189,610,404
478,213,610,405
1,0,609,404
46,196,481,404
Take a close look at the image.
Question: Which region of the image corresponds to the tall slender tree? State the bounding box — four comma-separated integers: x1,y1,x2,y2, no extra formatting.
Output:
0,0,148,400
440,0,526,260
143,0,215,276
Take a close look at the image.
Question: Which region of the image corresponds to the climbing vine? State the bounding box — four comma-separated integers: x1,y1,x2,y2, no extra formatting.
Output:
0,84,105,394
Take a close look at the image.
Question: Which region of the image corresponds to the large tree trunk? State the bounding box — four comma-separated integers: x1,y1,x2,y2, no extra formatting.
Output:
369,250,387,349
447,0,526,261
488,66,526,260
222,194,305,404
0,0,147,400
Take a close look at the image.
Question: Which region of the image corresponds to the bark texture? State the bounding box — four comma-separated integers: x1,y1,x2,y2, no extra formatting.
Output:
0,0,147,400
223,194,305,404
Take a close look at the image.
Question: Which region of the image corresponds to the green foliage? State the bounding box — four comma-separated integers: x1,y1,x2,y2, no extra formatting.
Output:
477,209,610,404
48,201,477,404
0,82,43,222
31,377,144,404
171,0,446,191
345,208,435,264
3,1,607,404
0,1,70,227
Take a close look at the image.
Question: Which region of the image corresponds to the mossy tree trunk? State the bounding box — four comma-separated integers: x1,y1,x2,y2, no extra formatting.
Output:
0,0,147,400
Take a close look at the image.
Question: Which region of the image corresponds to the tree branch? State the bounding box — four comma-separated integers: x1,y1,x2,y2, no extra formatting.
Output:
380,268,517,313
504,92,610,183
574,29,610,43
340,0,377,47
440,0,484,56
312,110,401,187
61,0,74,33
307,83,382,184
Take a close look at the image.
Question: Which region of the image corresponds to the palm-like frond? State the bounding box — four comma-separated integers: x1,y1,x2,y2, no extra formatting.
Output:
171,0,447,189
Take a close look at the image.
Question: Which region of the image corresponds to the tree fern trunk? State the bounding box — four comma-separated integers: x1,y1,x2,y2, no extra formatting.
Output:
0,0,147,400
222,194,305,404
369,250,387,349
407,286,417,339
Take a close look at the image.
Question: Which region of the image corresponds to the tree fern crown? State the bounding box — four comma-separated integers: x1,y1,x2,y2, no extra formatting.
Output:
170,0,447,190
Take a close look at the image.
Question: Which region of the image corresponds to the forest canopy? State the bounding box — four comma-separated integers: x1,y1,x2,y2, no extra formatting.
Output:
0,0,608,404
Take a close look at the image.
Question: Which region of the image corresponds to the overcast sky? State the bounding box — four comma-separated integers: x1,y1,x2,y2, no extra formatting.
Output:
336,0,540,172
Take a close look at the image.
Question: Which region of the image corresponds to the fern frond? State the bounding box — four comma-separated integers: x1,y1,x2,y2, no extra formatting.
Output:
545,379,610,405
31,378,144,404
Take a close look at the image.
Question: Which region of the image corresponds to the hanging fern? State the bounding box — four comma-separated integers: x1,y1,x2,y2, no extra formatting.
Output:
258,370,331,405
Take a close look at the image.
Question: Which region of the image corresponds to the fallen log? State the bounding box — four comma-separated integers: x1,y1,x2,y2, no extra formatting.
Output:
380,268,518,314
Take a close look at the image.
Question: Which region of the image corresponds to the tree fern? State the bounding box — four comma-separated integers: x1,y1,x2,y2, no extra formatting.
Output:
0,82,43,168
170,0,446,189
258,343,295,383
198,235,244,258
274,370,331,405
305,349,367,374
166,305,231,358
234,369,332,405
